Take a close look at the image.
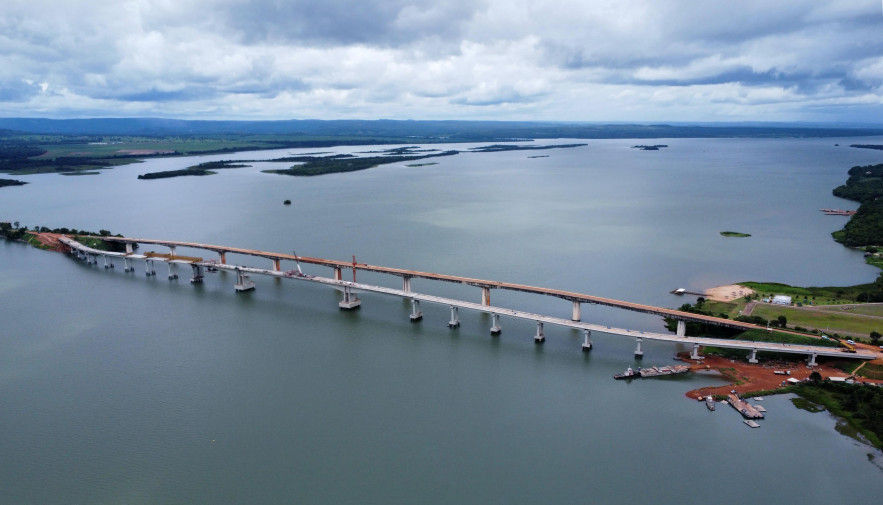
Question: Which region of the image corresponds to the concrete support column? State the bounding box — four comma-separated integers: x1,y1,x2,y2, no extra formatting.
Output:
124,257,133,272
169,246,176,257
807,353,817,367
534,321,545,344
409,299,423,321
448,306,460,328
218,251,226,265
571,301,581,322
125,243,133,254
748,348,758,364
690,343,701,360
481,287,491,306
339,286,361,310
582,330,593,352
334,267,342,281
167,262,178,280
145,259,156,276
402,276,412,293
634,337,644,359
490,313,502,335
190,264,204,283
103,255,112,269
677,320,686,337
272,258,281,271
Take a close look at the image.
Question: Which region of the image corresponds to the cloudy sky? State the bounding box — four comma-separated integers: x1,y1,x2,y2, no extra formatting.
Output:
2,0,882,122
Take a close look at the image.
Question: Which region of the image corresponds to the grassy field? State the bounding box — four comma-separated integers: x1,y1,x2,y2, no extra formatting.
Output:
742,281,876,305
820,304,883,317
749,303,882,338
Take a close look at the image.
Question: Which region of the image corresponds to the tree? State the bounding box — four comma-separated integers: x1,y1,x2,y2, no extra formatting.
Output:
809,371,822,383
871,331,882,345
777,315,787,328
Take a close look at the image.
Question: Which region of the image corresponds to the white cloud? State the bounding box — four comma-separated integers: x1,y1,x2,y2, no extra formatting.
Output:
0,0,880,121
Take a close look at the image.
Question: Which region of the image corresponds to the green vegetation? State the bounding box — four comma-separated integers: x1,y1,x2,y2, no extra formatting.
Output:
831,163,883,247
138,168,214,179
856,363,883,380
740,387,790,398
791,396,826,413
138,160,249,180
631,144,668,150
0,222,132,253
735,328,840,347
468,143,586,153
742,280,883,304
850,144,883,151
0,178,27,187
748,303,883,337
792,382,883,449
265,151,458,176
720,231,751,237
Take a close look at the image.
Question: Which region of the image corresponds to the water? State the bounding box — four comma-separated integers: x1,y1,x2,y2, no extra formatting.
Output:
2,137,883,504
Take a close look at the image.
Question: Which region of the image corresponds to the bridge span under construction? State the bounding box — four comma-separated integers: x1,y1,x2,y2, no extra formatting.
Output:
58,235,876,365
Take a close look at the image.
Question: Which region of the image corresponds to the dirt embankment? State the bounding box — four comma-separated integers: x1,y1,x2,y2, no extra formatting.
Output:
680,352,883,399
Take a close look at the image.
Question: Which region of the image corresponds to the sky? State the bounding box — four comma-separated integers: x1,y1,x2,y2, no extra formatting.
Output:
1,0,882,123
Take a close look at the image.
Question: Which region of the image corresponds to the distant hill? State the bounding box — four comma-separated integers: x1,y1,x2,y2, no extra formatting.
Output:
0,118,881,139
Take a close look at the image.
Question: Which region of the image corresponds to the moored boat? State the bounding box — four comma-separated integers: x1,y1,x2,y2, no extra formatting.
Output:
705,396,716,411
614,367,639,380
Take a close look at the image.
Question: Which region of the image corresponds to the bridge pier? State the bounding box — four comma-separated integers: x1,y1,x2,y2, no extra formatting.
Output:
634,337,644,359
481,287,491,306
145,259,156,276
125,243,133,254
690,343,701,360
410,299,423,321
676,320,686,337
234,268,256,292
124,257,134,272
169,246,176,257
807,353,818,367
534,321,545,344
402,276,412,293
167,262,178,280
88,253,98,265
582,330,593,352
218,251,226,265
748,348,758,364
103,255,114,269
272,258,281,271
334,267,342,281
339,286,361,310
490,313,501,335
190,264,204,283
448,306,460,328
572,301,581,322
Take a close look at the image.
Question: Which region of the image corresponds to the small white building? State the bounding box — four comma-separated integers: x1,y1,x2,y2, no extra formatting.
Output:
772,295,792,305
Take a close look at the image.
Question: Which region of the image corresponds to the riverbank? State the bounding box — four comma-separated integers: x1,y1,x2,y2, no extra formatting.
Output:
704,283,755,302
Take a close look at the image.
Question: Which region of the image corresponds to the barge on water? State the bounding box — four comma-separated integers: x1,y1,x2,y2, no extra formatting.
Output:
727,394,765,420
614,365,690,380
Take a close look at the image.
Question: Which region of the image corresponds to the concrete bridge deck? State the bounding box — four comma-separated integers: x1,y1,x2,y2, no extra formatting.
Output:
58,235,877,363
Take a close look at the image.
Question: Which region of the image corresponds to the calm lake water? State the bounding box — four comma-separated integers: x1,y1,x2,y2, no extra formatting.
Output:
2,137,883,503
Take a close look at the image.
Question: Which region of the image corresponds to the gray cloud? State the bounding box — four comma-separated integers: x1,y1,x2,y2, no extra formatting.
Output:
0,0,880,122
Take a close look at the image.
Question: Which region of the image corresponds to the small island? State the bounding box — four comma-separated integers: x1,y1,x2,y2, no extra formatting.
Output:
720,231,751,237
631,144,668,150
0,178,28,187
138,160,250,180
283,199,292,205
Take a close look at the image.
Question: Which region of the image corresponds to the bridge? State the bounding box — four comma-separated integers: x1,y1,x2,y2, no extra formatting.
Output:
58,235,877,365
